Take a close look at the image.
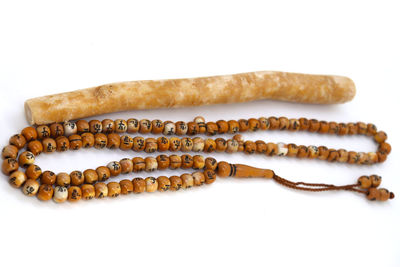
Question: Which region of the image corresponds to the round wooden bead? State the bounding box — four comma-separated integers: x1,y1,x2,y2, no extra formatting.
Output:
94,182,108,198
68,186,82,202
27,140,43,155
378,188,391,201
205,157,217,171
204,139,216,152
357,152,368,165
151,119,164,134
266,142,278,156
53,186,68,203
63,122,77,136
89,120,102,134
192,137,205,152
238,119,249,132
106,133,120,149
132,178,146,193
76,120,90,133
214,138,227,152
55,136,70,151
206,122,218,135
278,117,289,130
120,158,134,174
347,123,358,135
38,184,54,201
318,121,329,134
192,171,206,186
187,122,199,135
248,118,260,131
145,177,158,192
68,135,82,150
338,123,349,135
377,152,387,163
308,145,319,159
120,179,134,194
102,119,115,133
181,154,194,169
9,171,27,188
157,176,171,191
194,116,205,124
56,172,71,186
169,175,183,191
370,175,382,188
169,155,182,169
244,141,256,154
126,118,139,133
22,179,39,196
226,139,239,153
308,119,320,132
175,121,188,135
327,149,339,162
2,145,18,160
366,187,380,201
181,137,194,152
42,138,56,153
163,121,176,135
156,154,170,170
132,157,146,172
107,161,122,176
268,117,279,130
96,166,111,181
157,136,170,151
318,146,329,160
299,118,310,131
115,119,128,133
347,151,358,164
193,155,205,169
26,164,42,180
41,170,56,185
81,184,95,200
70,171,84,186
374,131,387,143
259,117,270,130
18,151,35,168
217,161,230,178
288,119,300,131
216,120,229,133
169,137,181,151
145,157,158,172
132,136,146,151
367,152,378,164
297,145,309,158
83,169,98,184
357,122,367,135
228,120,240,133
9,134,27,149
144,138,158,153
180,173,194,189
2,158,19,175
287,144,299,157
378,142,391,155
36,125,51,139
327,122,339,134
21,126,38,142
138,119,152,134
358,176,372,189
277,143,288,156
80,133,94,148
94,133,108,149
49,123,64,138
120,135,134,150
107,182,121,197
204,169,216,184
195,117,206,134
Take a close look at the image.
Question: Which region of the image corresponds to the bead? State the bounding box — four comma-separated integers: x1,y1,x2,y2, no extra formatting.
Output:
156,154,170,170
106,133,120,149
175,121,188,135
115,119,128,133
94,183,108,198
63,122,77,136
169,155,182,169
181,137,194,152
217,161,230,177
28,140,43,156
192,137,205,152
204,169,216,184
55,136,70,151
2,158,18,175
96,166,111,181
21,126,38,141
205,157,217,171
42,138,56,153
151,119,164,134
195,117,206,134
299,118,310,131
169,137,181,151
347,123,358,135
370,175,382,188
308,119,320,132
107,182,121,197
248,118,260,131
238,119,249,132
9,171,27,188
374,131,387,143
156,136,169,152
266,142,278,156
120,135,134,150
132,178,146,193
187,122,199,135
2,145,18,159
206,122,218,135
268,117,279,130
26,164,42,180
49,123,64,138
102,119,115,133
277,143,288,156
157,176,171,191
193,171,206,186
120,179,134,194
287,144,299,157
94,133,108,149
367,152,378,164
377,152,387,163
38,184,54,201
139,119,152,134
327,122,339,134
204,138,216,152
288,119,300,131
132,136,146,151
358,176,372,189
145,157,158,172
22,179,39,196
347,151,358,164
259,117,270,130
338,123,349,135
193,155,205,169
144,138,157,153
68,135,82,150
297,145,308,158
18,151,35,168
120,158,133,174
278,117,289,130
366,187,379,201
9,134,27,149
89,120,102,134
181,154,194,169
163,121,176,135
132,157,146,172
36,125,51,139
337,149,349,162
56,172,71,186
327,149,339,162
216,120,229,133
41,170,56,185
215,138,227,152
244,141,256,154
308,145,319,159
379,142,391,155
169,175,183,190
76,120,90,133
70,171,84,186
317,146,329,160
226,139,239,153
53,186,68,203
228,120,240,133
68,186,82,202
378,188,391,201
318,121,329,134
107,161,122,176
181,173,194,189
83,169,98,184
81,133,94,148
357,152,368,165
357,122,367,135
126,118,139,133
145,177,158,192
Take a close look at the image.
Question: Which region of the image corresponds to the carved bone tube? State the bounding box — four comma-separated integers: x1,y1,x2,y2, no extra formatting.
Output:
217,161,275,179
24,71,356,125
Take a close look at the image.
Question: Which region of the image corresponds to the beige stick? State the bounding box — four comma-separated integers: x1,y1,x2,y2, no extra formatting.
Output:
24,71,356,125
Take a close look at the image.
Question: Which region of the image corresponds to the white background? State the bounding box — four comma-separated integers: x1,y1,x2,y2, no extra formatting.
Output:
0,1,399,266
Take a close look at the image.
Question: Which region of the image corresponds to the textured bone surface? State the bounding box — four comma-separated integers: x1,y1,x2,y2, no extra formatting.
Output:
24,71,356,125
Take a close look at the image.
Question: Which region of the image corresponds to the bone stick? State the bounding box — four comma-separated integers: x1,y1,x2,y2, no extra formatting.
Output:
24,71,356,125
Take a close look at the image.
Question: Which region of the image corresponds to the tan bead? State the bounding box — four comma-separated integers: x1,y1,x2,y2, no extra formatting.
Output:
204,169,216,184
379,142,391,155
41,170,56,185
175,121,188,135
49,123,64,138
56,172,71,186
270,117,281,129
204,157,217,171
163,121,176,135
132,178,146,193
169,176,183,191
169,137,181,151
238,119,249,132
347,151,358,164
53,186,68,203
194,116,205,124
68,186,82,202
83,169,98,184
63,122,77,136
102,119,115,133
157,176,171,191
81,133,94,148
181,137,194,152
68,135,82,150
156,154,170,170
204,138,216,152
9,171,27,188
144,138,158,153
120,135,134,150
347,123,358,135
42,138,56,153
374,131,387,143
132,136,146,151
27,140,43,155
248,118,260,131
297,145,309,158
370,175,382,188
9,134,27,149
214,138,227,152
157,137,170,151
26,164,42,180
377,152,387,163
277,143,288,156
357,152,369,165
226,139,239,153
216,120,229,133
244,141,256,154
338,123,349,135
2,158,19,175
151,119,164,134
367,152,378,164
287,144,299,157
120,179,134,194
115,119,128,133
328,122,339,134
132,157,146,172
216,161,230,178
89,120,102,134
278,117,289,130
318,146,329,160
169,155,182,169
76,120,90,133
192,137,205,152
307,145,319,159
357,122,367,135
36,125,51,139
193,155,205,169
181,154,194,169
327,149,339,162
288,119,300,131
81,184,95,200
18,151,35,168
2,145,18,160
358,176,372,189
145,177,158,192
336,149,349,163
195,118,206,134
378,188,391,201
94,182,108,198
266,142,278,156
107,161,122,176
187,122,199,135
228,120,240,133
308,119,320,132
55,136,70,151
107,133,121,149
38,184,54,201
22,179,39,196
126,118,139,133
299,118,310,131
180,173,193,189
318,121,329,134
138,119,152,134
70,170,84,186
107,182,121,197
96,166,111,181
259,117,269,130
120,158,134,174
206,122,218,135
366,187,380,201
94,133,108,149
145,157,158,172
21,126,38,142
192,171,206,186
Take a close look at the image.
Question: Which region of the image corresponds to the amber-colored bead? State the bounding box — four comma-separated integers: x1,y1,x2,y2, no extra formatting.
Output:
181,154,194,169
288,119,300,131
49,123,64,138
26,164,42,180
56,172,70,186
194,116,205,124
179,173,193,189
204,169,216,184
216,161,230,177
374,131,387,143
187,122,199,135
278,117,289,130
145,177,158,192
18,151,35,168
366,123,377,136
120,135,134,150
156,154,170,170
76,120,89,133
327,149,339,162
102,119,115,133
226,139,239,153
151,119,164,134
89,120,102,134
175,121,188,135
287,144,298,157
166,137,179,152
144,138,157,153
366,187,380,201
244,141,256,154
2,145,18,159
276,143,288,156
105,133,119,149
169,175,183,191
22,179,39,196
119,158,133,174
370,175,382,188
36,125,51,139
96,166,111,181
115,119,128,133
70,171,84,186
238,119,249,132
163,121,176,135
144,157,158,172
318,121,329,134
21,127,38,142
42,138,56,153
337,149,349,163
215,138,227,152
181,137,194,152
357,122,367,135
367,152,378,164
9,171,27,188
297,145,309,158
379,142,391,155
204,157,217,171
259,117,270,130
216,120,228,133
192,137,205,152
205,122,217,135
63,122,77,136
120,179,134,194
169,155,182,169
95,183,108,198
37,184,54,201
81,184,95,200
107,161,122,176
139,119,152,134
316,146,328,160
55,136,70,151
53,186,68,203
357,152,369,165
377,152,387,163
347,123,358,135
248,118,260,131
268,117,279,130
328,122,339,134
94,133,108,149
80,133,93,148
68,135,82,150
338,123,349,136
255,140,266,154
299,118,310,131
132,157,146,172
266,142,278,156
378,188,391,201
157,136,170,151
132,178,146,193
308,145,319,159
157,176,171,191
195,117,206,134
132,136,146,152
204,139,216,152
308,119,320,132
2,158,18,175
193,171,206,186
68,186,82,202
83,169,98,184
9,134,26,149
227,120,240,133
358,176,372,189
107,182,121,197
347,151,358,164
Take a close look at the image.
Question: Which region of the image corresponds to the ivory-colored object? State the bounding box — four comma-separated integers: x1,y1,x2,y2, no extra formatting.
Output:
24,71,356,125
